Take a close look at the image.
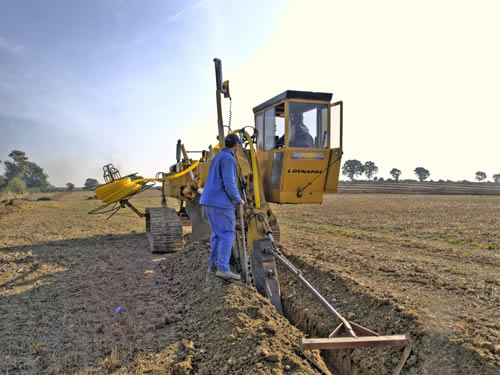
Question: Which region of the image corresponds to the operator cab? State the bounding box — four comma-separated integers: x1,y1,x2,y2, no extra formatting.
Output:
253,90,343,204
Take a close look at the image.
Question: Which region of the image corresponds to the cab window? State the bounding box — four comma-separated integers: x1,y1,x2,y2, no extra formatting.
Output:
255,113,264,149
275,103,285,148
289,102,328,148
264,108,275,150
256,103,285,151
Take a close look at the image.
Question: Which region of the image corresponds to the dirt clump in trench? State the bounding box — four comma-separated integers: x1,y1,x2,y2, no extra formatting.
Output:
123,240,330,374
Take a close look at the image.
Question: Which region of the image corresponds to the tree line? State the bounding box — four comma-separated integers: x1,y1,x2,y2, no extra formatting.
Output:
341,159,500,183
0,150,101,195
0,150,51,194
1,150,498,196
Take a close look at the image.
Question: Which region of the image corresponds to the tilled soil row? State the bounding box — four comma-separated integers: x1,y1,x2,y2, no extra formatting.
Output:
1,233,180,374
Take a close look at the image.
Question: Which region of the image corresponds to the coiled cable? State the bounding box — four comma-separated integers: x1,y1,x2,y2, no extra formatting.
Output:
94,160,200,204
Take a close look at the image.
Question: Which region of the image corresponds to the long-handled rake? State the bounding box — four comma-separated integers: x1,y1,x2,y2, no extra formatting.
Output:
267,233,412,375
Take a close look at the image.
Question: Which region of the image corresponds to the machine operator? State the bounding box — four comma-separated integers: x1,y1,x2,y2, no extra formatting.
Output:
200,133,245,281
289,110,314,147
276,110,314,148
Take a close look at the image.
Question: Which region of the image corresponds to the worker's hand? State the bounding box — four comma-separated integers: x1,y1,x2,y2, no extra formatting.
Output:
237,199,245,206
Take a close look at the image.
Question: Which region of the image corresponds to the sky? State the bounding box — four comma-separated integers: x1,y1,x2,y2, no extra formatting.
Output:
1,0,499,186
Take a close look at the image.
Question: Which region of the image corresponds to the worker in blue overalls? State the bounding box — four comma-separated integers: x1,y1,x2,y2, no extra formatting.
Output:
200,133,245,280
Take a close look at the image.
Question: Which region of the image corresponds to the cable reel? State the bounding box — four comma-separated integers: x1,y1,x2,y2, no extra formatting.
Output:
89,161,201,218
89,164,155,218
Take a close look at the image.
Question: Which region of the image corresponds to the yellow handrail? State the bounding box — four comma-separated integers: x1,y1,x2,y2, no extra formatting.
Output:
239,130,261,208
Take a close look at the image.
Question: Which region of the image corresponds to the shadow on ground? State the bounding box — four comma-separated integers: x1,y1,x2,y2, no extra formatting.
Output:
1,233,180,374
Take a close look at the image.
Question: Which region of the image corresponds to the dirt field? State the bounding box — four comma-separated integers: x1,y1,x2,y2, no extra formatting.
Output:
1,191,499,374
0,191,327,375
337,181,500,195
273,194,499,374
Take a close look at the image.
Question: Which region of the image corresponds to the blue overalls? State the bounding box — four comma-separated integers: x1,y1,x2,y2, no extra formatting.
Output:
200,148,242,272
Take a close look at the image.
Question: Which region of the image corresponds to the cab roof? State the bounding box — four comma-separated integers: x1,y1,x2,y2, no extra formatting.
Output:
252,90,332,114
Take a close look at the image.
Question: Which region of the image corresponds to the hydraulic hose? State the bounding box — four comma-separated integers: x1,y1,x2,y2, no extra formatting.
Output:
133,160,200,183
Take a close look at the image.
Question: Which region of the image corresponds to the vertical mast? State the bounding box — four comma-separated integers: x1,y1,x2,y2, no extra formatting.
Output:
213,58,225,149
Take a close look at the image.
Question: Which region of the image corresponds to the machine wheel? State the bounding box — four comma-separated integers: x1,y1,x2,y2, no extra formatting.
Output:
145,207,183,253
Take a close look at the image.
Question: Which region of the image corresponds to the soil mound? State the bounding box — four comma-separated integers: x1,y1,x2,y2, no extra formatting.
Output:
0,199,26,218
122,241,329,375
36,196,52,201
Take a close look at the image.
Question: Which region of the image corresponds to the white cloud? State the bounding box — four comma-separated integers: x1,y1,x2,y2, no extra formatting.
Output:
118,30,162,49
164,0,208,23
118,0,208,49
0,36,23,54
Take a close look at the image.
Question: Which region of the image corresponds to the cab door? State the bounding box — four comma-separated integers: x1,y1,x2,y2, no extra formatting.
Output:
324,101,343,192
278,100,331,203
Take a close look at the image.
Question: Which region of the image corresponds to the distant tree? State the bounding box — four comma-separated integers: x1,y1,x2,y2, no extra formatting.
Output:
363,161,378,180
66,183,75,191
23,161,49,189
7,177,27,194
84,178,99,190
342,159,364,181
3,150,28,180
414,167,430,182
390,168,402,181
0,161,4,189
493,174,500,183
475,171,486,181
3,150,50,189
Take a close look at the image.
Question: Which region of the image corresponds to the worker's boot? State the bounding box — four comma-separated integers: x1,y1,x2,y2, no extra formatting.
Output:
216,270,241,281
207,265,217,274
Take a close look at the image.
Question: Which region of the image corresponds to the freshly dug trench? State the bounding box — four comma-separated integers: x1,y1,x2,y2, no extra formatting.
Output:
271,194,500,373
123,241,331,375
277,255,498,375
